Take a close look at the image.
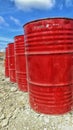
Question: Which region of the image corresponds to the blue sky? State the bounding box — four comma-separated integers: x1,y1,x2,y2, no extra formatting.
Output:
0,0,73,51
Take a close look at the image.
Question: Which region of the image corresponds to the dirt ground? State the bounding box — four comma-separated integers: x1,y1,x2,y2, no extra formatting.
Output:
0,59,73,130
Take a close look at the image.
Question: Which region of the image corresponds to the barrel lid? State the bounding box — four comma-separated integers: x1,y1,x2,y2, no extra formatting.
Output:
8,42,14,46
23,17,73,28
14,34,24,39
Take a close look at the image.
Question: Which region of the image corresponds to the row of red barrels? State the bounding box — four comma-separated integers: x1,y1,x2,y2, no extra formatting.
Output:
5,18,73,115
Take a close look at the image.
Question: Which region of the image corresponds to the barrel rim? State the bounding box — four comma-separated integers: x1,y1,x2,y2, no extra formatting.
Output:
23,17,73,28
8,43,14,46
14,35,24,39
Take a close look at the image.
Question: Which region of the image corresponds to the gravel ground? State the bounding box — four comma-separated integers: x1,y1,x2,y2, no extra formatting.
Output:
0,60,73,130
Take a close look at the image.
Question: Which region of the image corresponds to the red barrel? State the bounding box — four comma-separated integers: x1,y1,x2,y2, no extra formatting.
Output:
8,43,16,82
5,47,9,77
24,18,73,114
14,35,27,92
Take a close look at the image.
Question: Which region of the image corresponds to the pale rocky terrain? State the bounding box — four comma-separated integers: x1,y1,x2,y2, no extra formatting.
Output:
0,59,73,130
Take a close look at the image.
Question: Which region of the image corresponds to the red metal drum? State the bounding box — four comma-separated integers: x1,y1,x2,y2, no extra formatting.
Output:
24,18,73,114
5,47,9,77
14,35,27,92
8,43,16,82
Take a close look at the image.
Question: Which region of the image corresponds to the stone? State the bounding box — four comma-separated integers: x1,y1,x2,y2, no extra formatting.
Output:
12,108,20,119
10,87,17,92
44,128,47,130
2,78,5,81
1,119,9,127
5,78,10,82
43,117,49,123
0,114,5,120
7,113,12,119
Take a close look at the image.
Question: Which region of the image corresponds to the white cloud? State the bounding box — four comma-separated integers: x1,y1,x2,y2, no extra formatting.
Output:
10,16,21,26
0,16,9,27
11,0,55,10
